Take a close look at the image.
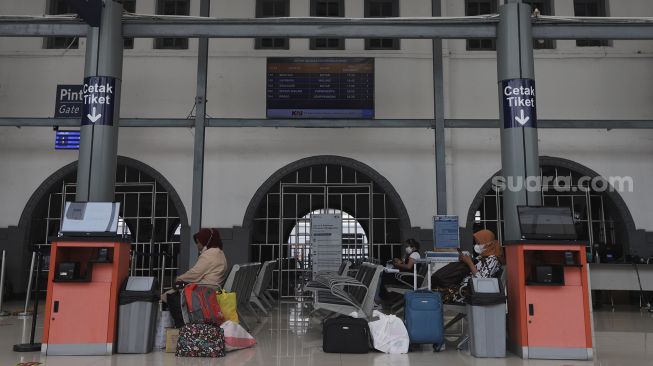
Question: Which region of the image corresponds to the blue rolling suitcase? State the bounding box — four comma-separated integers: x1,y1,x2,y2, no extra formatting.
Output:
404,290,445,351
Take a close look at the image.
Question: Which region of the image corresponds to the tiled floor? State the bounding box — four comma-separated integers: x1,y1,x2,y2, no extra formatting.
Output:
1,301,652,366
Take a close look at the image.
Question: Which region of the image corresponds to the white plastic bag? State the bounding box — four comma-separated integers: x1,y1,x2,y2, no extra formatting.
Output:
154,310,173,350
368,310,410,354
220,320,257,352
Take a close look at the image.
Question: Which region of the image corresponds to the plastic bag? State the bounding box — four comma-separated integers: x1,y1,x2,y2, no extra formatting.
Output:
368,310,410,354
154,310,173,349
217,290,239,324
220,320,256,352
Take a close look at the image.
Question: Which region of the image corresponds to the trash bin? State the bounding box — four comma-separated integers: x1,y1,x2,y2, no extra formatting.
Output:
466,277,507,358
117,276,159,353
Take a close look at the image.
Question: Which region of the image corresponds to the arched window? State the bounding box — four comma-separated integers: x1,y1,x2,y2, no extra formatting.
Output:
244,156,411,298
467,157,635,261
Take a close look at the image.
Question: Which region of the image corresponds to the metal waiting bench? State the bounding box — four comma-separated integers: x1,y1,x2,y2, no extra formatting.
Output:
311,262,383,320
223,262,261,330
250,260,276,315
304,260,352,293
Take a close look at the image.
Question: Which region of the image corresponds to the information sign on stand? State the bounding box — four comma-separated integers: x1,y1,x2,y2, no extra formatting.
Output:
433,215,460,249
310,214,342,277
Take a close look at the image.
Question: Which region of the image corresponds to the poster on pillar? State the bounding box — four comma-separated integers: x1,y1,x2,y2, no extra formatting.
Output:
502,78,537,129
82,76,116,126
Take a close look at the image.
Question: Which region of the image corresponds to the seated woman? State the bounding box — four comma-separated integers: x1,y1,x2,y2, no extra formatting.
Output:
376,238,421,303
162,228,228,302
438,229,503,304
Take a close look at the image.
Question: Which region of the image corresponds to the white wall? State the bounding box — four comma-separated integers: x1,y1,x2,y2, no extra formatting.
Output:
1,0,653,234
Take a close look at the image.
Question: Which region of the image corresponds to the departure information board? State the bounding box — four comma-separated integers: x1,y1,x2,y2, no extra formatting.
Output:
55,130,80,150
267,58,374,119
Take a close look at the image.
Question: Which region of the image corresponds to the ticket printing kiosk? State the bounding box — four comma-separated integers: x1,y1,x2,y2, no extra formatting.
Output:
506,206,593,360
42,202,131,355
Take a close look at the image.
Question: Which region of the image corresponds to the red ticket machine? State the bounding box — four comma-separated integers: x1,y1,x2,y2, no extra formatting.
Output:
506,241,593,360
42,238,130,355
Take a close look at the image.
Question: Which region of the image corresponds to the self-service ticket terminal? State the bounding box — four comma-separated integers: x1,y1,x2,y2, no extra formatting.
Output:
41,202,131,356
506,206,593,360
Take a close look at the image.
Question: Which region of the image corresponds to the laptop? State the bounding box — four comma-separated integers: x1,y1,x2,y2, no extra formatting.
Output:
60,202,121,237
517,206,578,241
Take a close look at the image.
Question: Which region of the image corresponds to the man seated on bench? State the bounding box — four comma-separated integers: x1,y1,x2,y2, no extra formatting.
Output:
432,229,503,304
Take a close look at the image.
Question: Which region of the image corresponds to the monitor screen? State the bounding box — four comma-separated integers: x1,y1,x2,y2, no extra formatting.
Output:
266,57,374,119
517,206,577,240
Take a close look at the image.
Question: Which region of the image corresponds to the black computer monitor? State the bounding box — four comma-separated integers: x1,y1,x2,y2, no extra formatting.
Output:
517,206,578,240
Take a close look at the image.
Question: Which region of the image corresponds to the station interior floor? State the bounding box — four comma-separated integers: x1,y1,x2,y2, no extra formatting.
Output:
2,301,652,366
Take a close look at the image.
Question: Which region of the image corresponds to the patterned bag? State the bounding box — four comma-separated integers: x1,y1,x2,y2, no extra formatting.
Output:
175,323,226,358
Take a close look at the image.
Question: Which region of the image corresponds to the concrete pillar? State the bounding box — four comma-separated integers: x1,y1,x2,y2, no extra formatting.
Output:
75,1,123,202
497,0,541,240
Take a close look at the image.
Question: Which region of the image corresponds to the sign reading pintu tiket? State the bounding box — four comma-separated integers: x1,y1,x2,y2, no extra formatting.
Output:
82,76,116,126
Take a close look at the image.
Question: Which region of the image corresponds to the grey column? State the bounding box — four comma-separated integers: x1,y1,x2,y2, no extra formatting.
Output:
76,1,123,202
497,0,541,240
432,0,447,215
187,0,211,269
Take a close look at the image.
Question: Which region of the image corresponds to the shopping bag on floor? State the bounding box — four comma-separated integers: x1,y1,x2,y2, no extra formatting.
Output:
368,310,409,354
217,289,239,323
220,320,256,351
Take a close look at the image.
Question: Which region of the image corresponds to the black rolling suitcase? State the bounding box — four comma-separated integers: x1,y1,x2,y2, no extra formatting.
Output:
323,316,370,353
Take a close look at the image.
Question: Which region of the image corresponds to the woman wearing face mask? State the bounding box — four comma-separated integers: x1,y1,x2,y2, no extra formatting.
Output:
392,238,421,272
449,229,503,303
161,228,228,303
376,239,421,303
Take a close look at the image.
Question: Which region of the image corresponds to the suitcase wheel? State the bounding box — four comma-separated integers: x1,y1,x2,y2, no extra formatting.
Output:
433,343,445,352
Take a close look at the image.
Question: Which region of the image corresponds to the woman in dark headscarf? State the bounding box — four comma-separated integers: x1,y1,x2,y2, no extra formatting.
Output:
161,228,227,303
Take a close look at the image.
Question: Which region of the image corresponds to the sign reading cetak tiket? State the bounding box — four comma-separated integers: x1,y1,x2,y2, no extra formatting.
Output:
82,76,116,126
502,78,537,129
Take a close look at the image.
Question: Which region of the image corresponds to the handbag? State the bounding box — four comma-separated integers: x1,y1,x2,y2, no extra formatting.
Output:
216,287,239,324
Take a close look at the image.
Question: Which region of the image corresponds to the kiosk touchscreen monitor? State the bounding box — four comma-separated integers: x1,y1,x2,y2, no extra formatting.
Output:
517,206,577,240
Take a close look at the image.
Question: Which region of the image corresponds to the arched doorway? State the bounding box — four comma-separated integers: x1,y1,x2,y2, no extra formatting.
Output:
466,156,636,261
18,156,189,293
243,155,411,298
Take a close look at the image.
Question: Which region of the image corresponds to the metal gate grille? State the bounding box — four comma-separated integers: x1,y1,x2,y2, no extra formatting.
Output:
30,164,183,293
472,165,619,258
250,164,403,299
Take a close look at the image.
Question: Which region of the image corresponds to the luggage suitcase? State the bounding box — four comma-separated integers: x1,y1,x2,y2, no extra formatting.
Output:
323,316,370,353
183,284,226,325
404,290,445,351
175,323,226,358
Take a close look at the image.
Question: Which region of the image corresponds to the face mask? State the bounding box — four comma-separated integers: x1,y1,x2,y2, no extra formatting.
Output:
474,244,485,255
405,247,413,255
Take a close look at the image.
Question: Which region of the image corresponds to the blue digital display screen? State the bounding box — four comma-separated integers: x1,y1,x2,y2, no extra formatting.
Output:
55,130,80,150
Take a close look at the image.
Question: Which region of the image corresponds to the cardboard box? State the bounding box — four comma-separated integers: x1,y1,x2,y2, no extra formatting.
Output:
165,328,180,353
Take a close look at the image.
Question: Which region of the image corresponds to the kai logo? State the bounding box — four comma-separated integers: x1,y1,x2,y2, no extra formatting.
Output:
291,110,304,117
